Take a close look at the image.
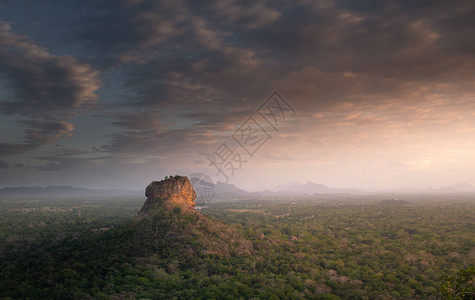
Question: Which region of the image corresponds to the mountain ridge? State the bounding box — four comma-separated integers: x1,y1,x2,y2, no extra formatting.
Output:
1,181,474,201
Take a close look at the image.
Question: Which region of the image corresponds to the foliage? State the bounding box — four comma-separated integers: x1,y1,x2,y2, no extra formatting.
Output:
440,266,475,299
0,197,473,299
160,175,183,182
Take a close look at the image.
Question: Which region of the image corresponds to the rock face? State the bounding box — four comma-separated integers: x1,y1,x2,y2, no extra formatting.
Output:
140,176,196,214
137,175,253,257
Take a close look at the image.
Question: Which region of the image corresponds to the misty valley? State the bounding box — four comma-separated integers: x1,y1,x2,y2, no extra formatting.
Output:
0,192,473,299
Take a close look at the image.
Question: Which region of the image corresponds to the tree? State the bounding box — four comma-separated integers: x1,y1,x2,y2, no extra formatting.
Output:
440,266,475,300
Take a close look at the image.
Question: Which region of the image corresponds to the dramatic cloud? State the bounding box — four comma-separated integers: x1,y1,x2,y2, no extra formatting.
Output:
0,160,8,168
95,0,474,158
0,21,100,117
0,0,474,189
0,119,74,155
0,20,100,156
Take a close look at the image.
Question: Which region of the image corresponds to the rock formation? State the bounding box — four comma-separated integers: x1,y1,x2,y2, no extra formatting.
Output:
137,175,253,256
140,175,196,214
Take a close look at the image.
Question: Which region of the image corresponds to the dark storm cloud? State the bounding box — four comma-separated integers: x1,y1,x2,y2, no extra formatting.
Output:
21,120,74,145
81,0,279,64
85,0,474,159
80,0,276,103
111,111,169,131
0,160,8,168
15,148,103,172
0,119,74,155
100,96,264,157
102,115,219,156
34,151,80,172
2,0,473,188
76,0,282,156
80,0,189,65
0,21,100,117
87,0,473,105
0,20,100,156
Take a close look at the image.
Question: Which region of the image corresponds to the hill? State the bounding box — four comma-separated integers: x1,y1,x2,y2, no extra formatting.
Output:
136,176,252,257
190,178,365,202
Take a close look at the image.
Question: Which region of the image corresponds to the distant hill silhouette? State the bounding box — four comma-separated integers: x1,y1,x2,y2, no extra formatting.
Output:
2,180,473,201
189,178,366,202
285,181,364,195
425,182,475,194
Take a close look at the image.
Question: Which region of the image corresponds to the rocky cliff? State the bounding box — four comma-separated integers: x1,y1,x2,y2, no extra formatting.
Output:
136,175,252,256
140,176,196,214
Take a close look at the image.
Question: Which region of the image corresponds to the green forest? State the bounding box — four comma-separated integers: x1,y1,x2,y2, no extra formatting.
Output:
0,196,473,299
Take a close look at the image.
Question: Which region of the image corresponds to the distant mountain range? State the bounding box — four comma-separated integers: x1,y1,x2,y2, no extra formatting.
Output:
195,179,475,201
424,182,475,193
285,181,363,195
194,179,367,202
390,182,475,194
1,181,474,201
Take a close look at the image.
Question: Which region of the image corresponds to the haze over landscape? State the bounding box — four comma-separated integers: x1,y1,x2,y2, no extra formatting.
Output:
0,2,474,299
0,0,474,191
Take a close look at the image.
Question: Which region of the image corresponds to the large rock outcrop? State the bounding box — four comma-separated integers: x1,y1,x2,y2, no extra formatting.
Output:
140,176,196,214
137,175,252,256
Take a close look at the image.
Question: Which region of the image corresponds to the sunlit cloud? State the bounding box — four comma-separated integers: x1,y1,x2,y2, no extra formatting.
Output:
0,0,473,189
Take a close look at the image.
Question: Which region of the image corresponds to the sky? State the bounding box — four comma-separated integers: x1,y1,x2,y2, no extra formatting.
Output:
0,0,474,191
